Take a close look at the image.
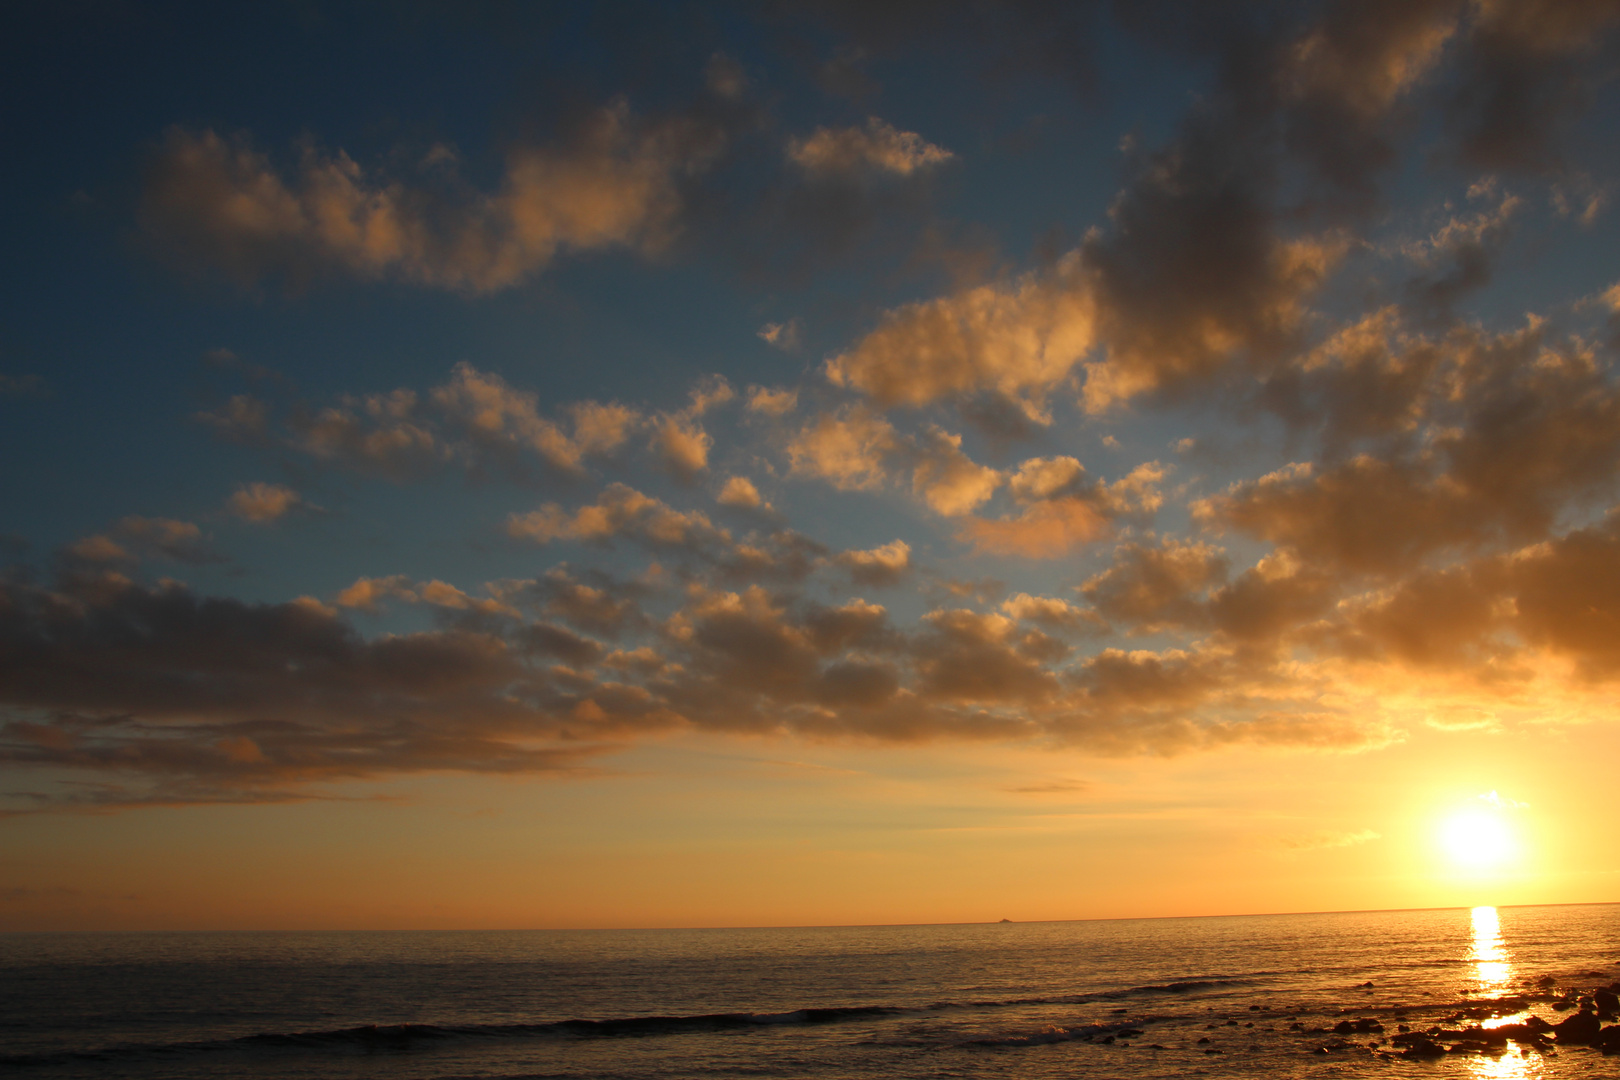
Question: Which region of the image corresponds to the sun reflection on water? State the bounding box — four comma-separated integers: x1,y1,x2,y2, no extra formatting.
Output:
1464,1043,1545,1080
1462,908,1546,1080
1469,906,1513,999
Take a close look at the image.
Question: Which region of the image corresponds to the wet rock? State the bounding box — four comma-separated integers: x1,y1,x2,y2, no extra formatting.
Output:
1400,1036,1447,1058
1596,989,1619,1018
1334,1017,1385,1034
1596,1026,1620,1055
1197,1037,1210,1045
1554,1011,1602,1045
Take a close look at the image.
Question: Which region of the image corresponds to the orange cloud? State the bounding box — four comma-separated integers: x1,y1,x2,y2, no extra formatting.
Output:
227,482,307,523
142,100,724,292
787,117,954,176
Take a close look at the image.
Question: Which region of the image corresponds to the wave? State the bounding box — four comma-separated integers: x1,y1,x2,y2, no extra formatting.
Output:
0,976,1258,1067
0,1008,907,1068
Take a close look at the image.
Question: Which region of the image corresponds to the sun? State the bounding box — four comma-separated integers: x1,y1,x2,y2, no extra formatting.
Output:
1439,810,1515,868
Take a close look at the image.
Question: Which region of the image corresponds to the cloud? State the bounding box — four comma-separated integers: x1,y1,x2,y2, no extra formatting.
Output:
1207,321,1620,575
959,457,1166,558
289,389,445,479
1078,134,1341,412
786,117,954,177
1401,191,1521,320
825,253,1095,423
100,517,220,565
507,483,730,552
717,475,765,510
717,530,829,584
141,97,727,292
1280,0,1460,207
1001,593,1106,634
787,406,899,490
746,385,799,416
433,362,636,473
195,393,270,442
0,574,615,806
1447,0,1620,171
202,365,642,480
227,482,307,523
757,319,802,351
836,539,911,587
647,375,733,480
652,414,713,479
333,574,519,619
570,400,640,455
528,566,649,638
912,609,1063,704
909,427,1001,516
1080,537,1229,634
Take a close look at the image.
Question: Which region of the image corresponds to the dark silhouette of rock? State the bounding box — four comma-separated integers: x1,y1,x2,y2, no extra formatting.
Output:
1398,1035,1446,1058
1595,989,1618,1018
1555,1011,1602,1045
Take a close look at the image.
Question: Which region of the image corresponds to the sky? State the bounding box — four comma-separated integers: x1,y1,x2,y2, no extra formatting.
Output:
4,0,1620,932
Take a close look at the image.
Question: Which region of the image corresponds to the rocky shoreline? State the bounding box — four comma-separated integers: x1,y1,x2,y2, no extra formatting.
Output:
1285,966,1620,1060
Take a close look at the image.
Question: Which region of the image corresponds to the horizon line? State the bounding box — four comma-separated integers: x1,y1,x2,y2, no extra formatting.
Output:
5,898,1615,936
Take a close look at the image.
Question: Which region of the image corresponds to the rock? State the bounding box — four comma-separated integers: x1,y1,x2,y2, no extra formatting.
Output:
1596,990,1619,1017
1596,1026,1620,1054
1554,1011,1602,1045
1401,1036,1447,1058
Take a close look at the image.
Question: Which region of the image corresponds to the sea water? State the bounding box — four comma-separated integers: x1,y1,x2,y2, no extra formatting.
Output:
2,904,1617,1079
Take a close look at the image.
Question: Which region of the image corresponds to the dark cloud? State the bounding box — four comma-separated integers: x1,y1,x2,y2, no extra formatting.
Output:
0,574,611,809
1447,0,1620,172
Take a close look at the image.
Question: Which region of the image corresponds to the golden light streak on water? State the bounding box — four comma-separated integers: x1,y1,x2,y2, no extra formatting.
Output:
1463,1042,1545,1080
1469,906,1514,999
1463,907,1548,1078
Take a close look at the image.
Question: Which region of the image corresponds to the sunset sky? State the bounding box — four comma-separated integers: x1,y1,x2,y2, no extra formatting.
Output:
4,1,1620,931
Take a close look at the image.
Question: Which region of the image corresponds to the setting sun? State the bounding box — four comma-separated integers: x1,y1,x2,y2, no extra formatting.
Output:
1440,810,1515,868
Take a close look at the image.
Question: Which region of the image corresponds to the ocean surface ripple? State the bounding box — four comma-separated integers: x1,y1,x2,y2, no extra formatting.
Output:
3,903,1617,1079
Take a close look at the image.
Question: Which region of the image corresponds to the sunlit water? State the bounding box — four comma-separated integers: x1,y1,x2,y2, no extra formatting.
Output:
2,904,1617,1079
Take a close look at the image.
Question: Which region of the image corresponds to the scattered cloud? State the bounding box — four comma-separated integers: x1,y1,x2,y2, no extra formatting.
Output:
836,539,911,587
757,319,802,351
717,475,765,510
787,117,954,177
227,482,308,523
508,483,730,552
141,98,729,292
746,385,799,416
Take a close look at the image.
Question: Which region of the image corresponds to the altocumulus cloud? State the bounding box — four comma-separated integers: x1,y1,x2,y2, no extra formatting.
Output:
8,0,1620,811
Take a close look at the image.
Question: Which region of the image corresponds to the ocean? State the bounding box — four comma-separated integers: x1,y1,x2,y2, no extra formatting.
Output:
2,904,1617,1079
